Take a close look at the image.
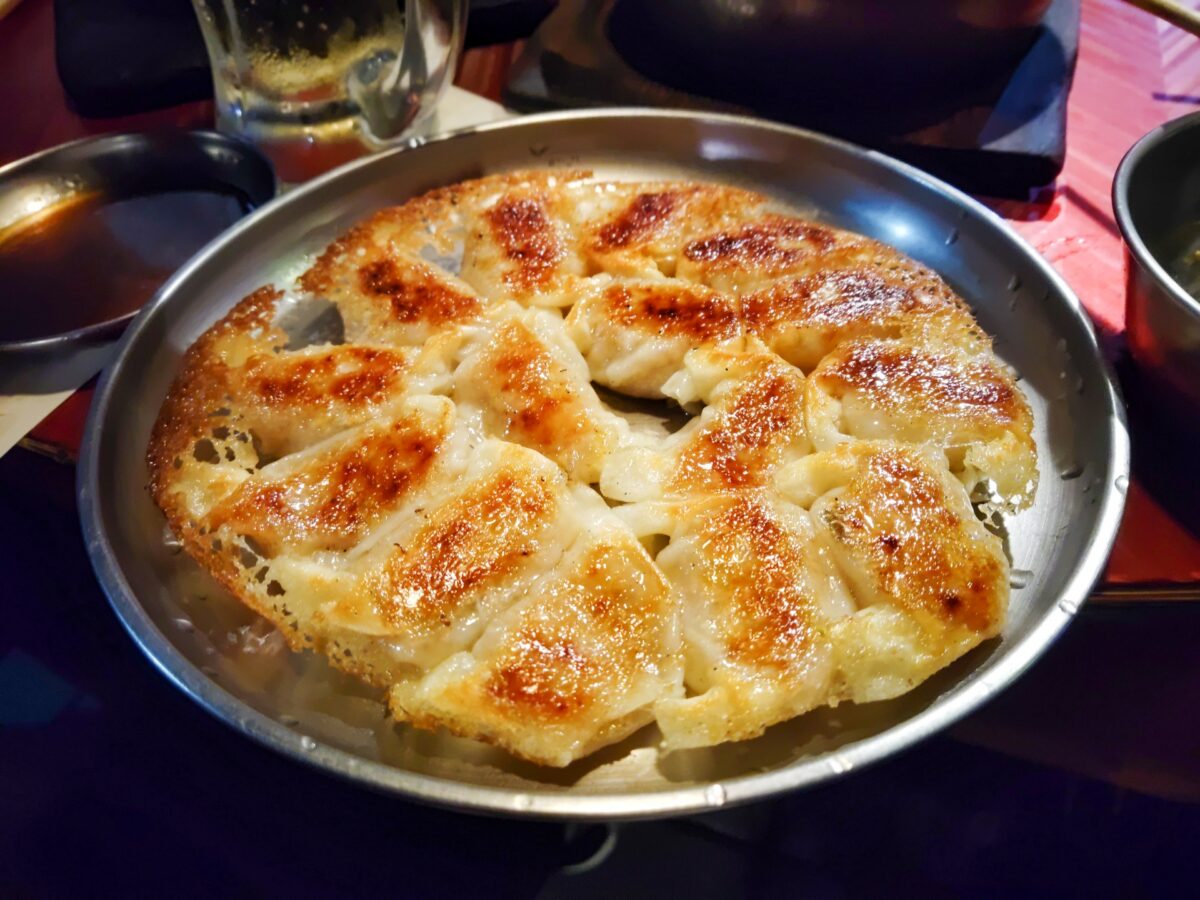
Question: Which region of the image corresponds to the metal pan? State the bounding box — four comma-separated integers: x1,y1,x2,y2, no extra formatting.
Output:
77,109,1129,820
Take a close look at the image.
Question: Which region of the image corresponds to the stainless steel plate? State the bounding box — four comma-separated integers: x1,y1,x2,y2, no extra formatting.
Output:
78,110,1129,820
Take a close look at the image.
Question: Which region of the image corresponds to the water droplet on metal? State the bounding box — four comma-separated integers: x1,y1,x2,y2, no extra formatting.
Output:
1115,475,1129,495
945,228,959,245
1007,275,1021,291
299,736,317,751
704,784,727,807
1058,463,1084,480
172,617,194,633
1058,596,1083,616
1009,568,1033,589
829,755,854,774
513,794,534,811
279,715,299,727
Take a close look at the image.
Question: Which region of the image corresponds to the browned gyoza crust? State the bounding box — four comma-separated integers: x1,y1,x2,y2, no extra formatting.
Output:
147,170,1037,766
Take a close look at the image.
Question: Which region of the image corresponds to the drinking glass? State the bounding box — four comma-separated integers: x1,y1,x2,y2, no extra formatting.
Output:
191,0,467,180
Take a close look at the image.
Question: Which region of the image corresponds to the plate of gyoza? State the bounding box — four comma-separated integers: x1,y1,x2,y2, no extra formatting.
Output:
80,110,1129,819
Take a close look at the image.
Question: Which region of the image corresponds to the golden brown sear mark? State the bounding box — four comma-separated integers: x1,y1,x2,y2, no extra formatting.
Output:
208,417,445,556
482,539,667,722
357,257,481,325
482,321,577,449
603,282,740,341
684,216,839,270
242,346,408,410
297,203,443,296
486,196,562,291
594,191,680,250
825,450,1001,632
372,470,555,631
674,368,801,490
703,498,821,672
742,267,950,331
486,633,594,719
819,341,1018,422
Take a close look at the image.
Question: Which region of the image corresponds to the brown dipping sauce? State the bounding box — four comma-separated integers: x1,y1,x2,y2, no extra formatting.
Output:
0,188,250,343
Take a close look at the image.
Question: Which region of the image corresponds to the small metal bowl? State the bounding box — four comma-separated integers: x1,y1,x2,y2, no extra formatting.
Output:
1114,110,1200,415
0,131,276,363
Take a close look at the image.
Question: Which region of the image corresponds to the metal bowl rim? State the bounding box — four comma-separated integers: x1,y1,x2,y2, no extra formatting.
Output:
0,129,276,354
1113,108,1200,323
77,107,1130,820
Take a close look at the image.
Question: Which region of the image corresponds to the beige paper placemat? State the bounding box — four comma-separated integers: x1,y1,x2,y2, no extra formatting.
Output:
0,342,116,458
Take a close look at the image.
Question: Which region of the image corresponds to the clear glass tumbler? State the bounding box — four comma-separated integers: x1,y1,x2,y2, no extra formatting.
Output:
191,0,467,181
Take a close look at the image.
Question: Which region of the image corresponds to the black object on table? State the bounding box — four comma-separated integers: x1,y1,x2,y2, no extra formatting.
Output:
52,0,558,118
505,0,1080,197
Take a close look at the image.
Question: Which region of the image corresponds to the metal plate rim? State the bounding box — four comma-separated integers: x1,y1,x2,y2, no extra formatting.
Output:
78,107,1130,820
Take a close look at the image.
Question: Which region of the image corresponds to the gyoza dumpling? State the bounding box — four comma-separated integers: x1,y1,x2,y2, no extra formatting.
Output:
148,287,441,523
675,214,878,292
300,222,487,347
641,492,855,750
776,441,1009,703
203,396,459,559
313,439,583,680
451,304,629,483
565,277,743,398
600,339,809,502
156,394,468,675
740,262,985,372
147,286,289,494
223,342,432,458
148,279,456,473
805,338,1037,509
566,180,769,279
458,171,592,307
389,508,682,766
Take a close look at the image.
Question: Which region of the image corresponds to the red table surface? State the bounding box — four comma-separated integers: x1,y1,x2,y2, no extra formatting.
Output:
3,0,1200,595
987,0,1200,592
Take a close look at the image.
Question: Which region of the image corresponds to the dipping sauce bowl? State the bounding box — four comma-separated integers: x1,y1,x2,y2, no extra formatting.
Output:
0,131,275,363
